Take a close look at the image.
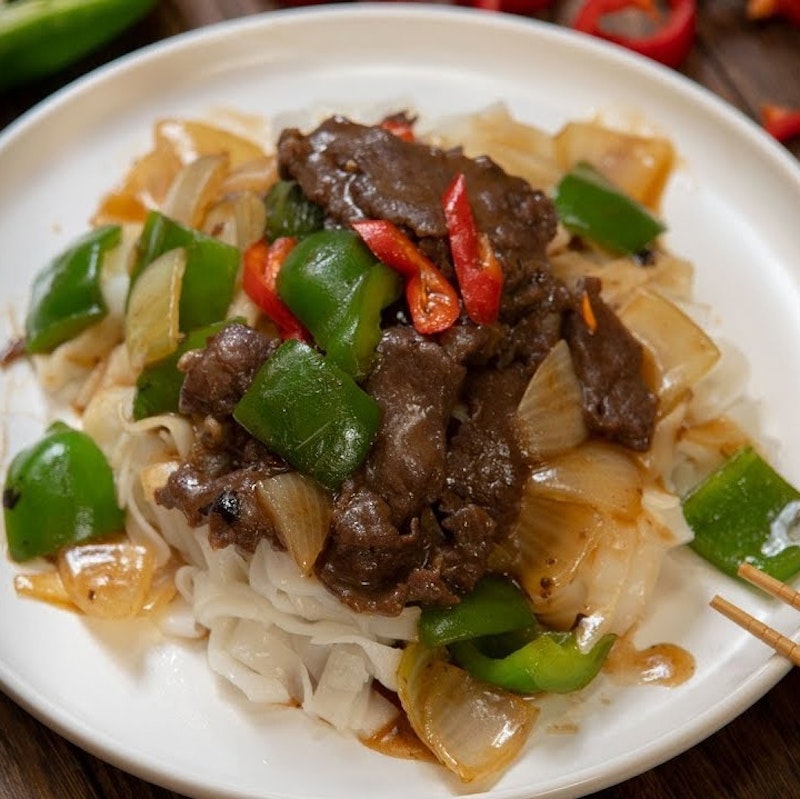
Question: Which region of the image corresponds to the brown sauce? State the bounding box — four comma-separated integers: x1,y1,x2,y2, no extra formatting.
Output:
604,629,695,687
361,709,437,763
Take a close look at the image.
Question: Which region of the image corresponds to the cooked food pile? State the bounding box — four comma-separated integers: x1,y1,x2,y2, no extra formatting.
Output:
4,106,800,784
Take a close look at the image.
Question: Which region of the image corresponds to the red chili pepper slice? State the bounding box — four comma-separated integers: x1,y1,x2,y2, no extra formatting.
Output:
442,173,503,326
761,104,800,143
379,114,416,143
351,219,461,335
242,236,308,340
572,0,696,69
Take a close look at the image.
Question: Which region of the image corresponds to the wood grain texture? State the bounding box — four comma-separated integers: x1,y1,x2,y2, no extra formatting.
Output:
2,2,800,797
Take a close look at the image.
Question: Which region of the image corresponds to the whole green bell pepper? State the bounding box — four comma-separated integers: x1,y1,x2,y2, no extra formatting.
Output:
131,211,239,333
25,224,122,354
553,161,666,254
233,339,380,490
276,229,401,378
450,629,617,694
263,180,325,241
0,0,156,91
2,421,125,561
684,445,800,581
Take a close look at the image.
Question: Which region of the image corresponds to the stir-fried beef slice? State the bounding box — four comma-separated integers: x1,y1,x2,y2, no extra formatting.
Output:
443,363,531,536
157,462,283,552
277,116,557,311
178,322,278,418
316,481,447,614
318,328,517,614
362,326,465,522
565,277,658,451
155,322,287,552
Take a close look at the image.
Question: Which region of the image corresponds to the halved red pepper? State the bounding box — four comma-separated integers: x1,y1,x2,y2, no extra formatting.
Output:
761,104,800,143
442,173,504,326
242,236,308,341
572,0,696,69
351,219,460,335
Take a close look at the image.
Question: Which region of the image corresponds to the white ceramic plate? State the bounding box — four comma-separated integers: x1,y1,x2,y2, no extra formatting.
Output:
2,6,800,799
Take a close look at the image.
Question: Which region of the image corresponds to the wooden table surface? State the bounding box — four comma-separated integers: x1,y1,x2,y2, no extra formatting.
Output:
1,1,800,797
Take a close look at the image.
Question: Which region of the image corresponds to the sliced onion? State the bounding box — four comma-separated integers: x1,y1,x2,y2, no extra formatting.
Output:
573,518,638,651
218,156,278,197
92,138,182,225
162,153,229,229
516,339,587,462
14,570,75,611
397,643,537,784
99,223,141,321
554,120,675,208
155,118,267,169
256,473,332,574
528,441,643,519
202,191,267,249
618,288,720,416
140,557,180,616
57,538,156,619
513,492,604,610
125,247,186,372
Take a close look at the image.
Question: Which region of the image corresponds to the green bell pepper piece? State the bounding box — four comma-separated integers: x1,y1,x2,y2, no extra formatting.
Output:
553,161,666,254
450,630,616,695
233,339,380,490
131,211,239,333
277,229,401,378
263,180,324,241
0,0,156,91
2,422,125,561
25,224,121,354
132,318,237,421
418,575,537,647
684,445,800,581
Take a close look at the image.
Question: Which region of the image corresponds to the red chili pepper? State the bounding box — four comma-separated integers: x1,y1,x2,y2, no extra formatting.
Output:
442,173,503,326
747,0,800,25
351,219,461,335
379,114,416,143
572,0,696,69
242,236,308,340
762,104,800,142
